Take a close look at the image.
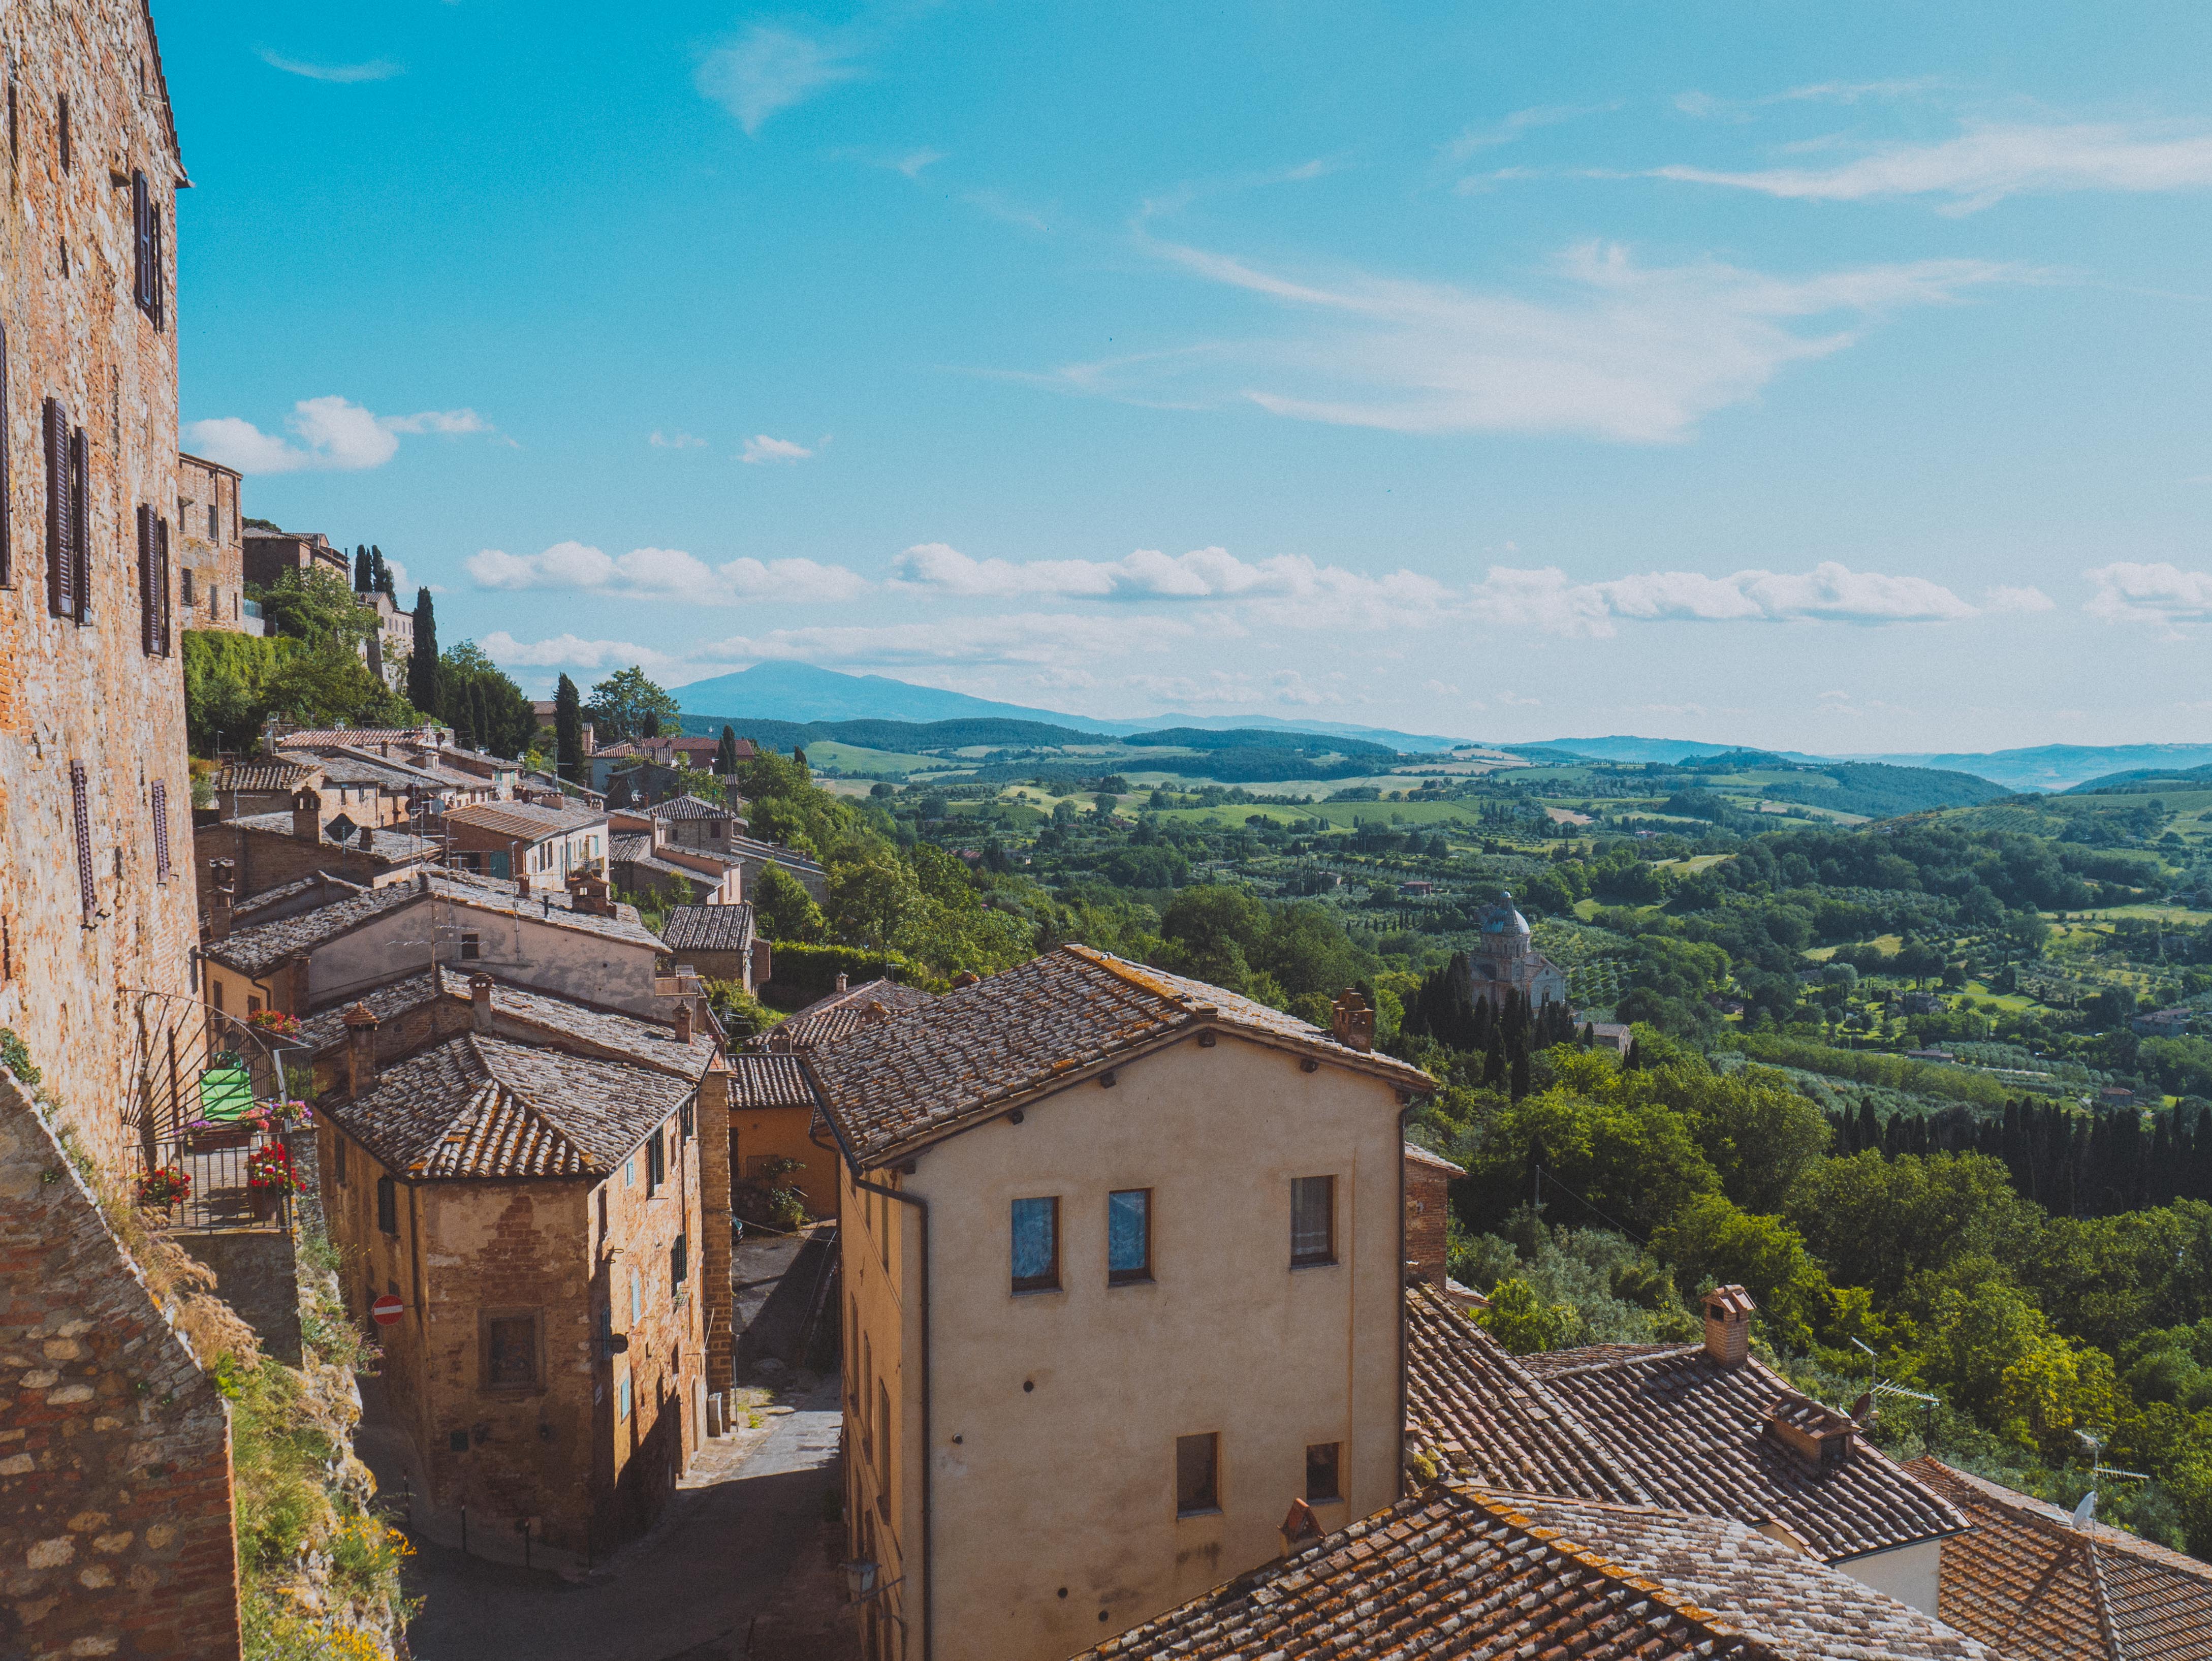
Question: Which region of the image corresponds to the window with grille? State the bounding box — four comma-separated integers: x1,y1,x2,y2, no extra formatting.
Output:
137,507,171,656
69,761,94,923
1010,1196,1059,1293
150,779,170,884
671,1233,687,1297
1291,1175,1336,1267
483,1312,539,1389
43,398,70,618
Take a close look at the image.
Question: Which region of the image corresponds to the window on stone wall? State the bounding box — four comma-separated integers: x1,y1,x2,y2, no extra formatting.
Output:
1291,1175,1337,1268
131,169,163,329
334,1136,347,1186
645,1126,664,1194
43,397,70,618
180,568,193,606
459,931,480,960
376,1174,398,1236
671,1233,686,1298
1176,1433,1220,1516
137,507,171,657
482,1311,540,1390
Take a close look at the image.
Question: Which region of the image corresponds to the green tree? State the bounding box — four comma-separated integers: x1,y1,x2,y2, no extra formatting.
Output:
716,725,740,775
828,856,922,950
1476,1278,1578,1355
407,588,440,714
254,566,378,653
754,863,829,943
554,674,584,781
589,665,681,744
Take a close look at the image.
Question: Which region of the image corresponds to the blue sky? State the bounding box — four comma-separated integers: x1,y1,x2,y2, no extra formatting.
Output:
164,1,2212,750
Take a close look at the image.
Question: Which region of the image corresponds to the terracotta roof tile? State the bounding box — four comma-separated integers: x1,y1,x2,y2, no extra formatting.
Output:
1904,1458,2212,1659
224,811,443,864
214,760,318,793
749,979,937,1054
805,945,1433,1165
443,799,606,838
726,1052,814,1110
647,794,740,820
660,903,757,954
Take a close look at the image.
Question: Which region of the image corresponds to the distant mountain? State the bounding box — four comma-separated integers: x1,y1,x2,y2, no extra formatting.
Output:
1845,744,2212,794
1524,736,1830,767
2066,762,2212,795
673,662,1468,753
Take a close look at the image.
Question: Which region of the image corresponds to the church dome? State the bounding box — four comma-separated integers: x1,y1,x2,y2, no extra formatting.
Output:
1479,891,1531,937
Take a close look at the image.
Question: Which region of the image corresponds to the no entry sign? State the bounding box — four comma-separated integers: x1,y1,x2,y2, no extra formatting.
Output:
371,1293,404,1327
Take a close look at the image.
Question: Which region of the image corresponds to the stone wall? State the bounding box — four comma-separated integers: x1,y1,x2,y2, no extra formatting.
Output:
1404,1148,1457,1290
0,0,200,1185
175,452,244,632
0,1072,242,1660
192,820,417,916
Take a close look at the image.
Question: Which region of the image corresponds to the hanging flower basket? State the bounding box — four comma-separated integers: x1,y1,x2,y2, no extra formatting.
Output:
245,1010,303,1041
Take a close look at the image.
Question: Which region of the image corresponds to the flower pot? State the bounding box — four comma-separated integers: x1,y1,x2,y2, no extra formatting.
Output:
251,1186,281,1221
189,1126,254,1152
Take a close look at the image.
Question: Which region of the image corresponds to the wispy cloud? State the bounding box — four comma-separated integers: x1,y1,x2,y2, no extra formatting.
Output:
1470,562,1979,637
696,612,1195,669
257,48,404,84
183,396,493,475
1650,120,2212,212
1444,103,1615,161
650,429,707,450
480,633,687,673
741,434,815,465
696,24,864,135
1672,79,1940,121
467,540,863,605
2085,561,2212,633
1071,237,2009,442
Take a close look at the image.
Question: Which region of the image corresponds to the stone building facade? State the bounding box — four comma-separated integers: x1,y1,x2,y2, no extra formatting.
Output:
176,448,248,631
239,524,346,589
1457,891,1568,1014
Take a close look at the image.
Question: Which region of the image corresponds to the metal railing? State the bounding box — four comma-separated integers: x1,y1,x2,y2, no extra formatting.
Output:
139,1129,296,1234
127,991,304,1235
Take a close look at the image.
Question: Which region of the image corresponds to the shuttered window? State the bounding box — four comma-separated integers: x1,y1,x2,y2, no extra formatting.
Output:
151,779,171,885
0,323,10,590
131,170,163,326
156,517,170,652
69,761,95,923
68,425,86,623
43,397,68,617
136,508,170,656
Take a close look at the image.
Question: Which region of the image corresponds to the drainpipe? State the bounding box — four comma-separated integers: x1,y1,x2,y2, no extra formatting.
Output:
807,1067,931,1661
1398,1092,1422,1497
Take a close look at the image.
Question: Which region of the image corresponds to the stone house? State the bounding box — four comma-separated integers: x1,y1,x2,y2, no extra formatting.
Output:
659,903,765,993
312,974,728,1557
607,828,745,908
176,449,249,632
240,523,347,589
0,0,246,1650
352,584,413,690
443,799,610,892
1456,891,1568,1014
207,757,328,820
193,791,441,920
805,949,1432,1659
434,742,523,800
609,805,828,903
642,792,751,853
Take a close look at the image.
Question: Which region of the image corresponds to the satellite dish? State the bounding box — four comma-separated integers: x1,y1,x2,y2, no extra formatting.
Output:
2072,1491,2098,1529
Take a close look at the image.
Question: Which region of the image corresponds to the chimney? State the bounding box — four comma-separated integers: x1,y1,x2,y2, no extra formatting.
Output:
675,1002,693,1044
1279,1498,1325,1556
1702,1284,1755,1367
207,858,237,942
1331,988,1375,1053
1403,1143,1464,1289
291,786,324,843
951,971,980,989
749,938,772,992
343,1004,380,1098
470,973,493,1031
834,971,848,993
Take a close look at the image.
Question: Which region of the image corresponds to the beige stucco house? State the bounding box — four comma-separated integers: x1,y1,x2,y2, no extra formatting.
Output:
803,946,1432,1661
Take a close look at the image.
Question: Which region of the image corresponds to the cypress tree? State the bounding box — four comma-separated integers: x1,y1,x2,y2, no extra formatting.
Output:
407,589,440,715
354,545,371,590
1509,1047,1530,1102
1856,1098,1881,1160
716,724,739,775
468,680,493,754
555,674,583,783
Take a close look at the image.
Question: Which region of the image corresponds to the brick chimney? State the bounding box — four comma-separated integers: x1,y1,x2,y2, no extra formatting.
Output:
343,1004,380,1098
674,1002,692,1044
1404,1143,1464,1289
951,971,980,989
1702,1284,1756,1367
1331,989,1375,1053
207,858,237,942
291,786,323,844
469,973,493,1031
834,971,848,993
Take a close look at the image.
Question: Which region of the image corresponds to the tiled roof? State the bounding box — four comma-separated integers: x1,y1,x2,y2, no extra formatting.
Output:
609,835,725,887
648,794,737,820
224,812,442,863
323,1032,690,1179
214,761,318,793
726,833,826,874
1404,1140,1466,1175
806,944,1433,1165
752,979,937,1053
1529,1343,1967,1564
443,800,606,838
1905,1458,2212,1659
205,882,422,976
727,1052,814,1110
425,872,665,951
436,743,519,769
271,727,441,748
1501,1496,1989,1661
1404,1284,1646,1505
1080,1483,1985,1661
231,872,365,924
661,904,756,954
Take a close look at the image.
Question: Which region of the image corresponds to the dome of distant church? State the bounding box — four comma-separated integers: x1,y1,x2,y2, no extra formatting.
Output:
1478,891,1531,937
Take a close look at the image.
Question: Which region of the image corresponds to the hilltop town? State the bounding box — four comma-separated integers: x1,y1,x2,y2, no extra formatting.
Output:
7,5,2212,1661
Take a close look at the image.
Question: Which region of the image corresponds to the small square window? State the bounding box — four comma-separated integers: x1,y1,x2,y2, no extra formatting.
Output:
1107,1188,1151,1284
1291,1176,1336,1267
376,1175,398,1237
1010,1196,1059,1293
460,932,481,961
484,1312,539,1389
1176,1432,1219,1516
1305,1441,1342,1503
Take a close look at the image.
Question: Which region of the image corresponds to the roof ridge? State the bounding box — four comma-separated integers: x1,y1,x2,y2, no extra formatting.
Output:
1059,942,1215,1013
465,1033,602,1171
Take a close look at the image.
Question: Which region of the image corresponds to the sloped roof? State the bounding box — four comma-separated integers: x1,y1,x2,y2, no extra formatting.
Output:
231,872,365,924
222,812,442,864
608,835,726,889
273,728,441,748
1404,1283,1646,1505
661,904,756,954
1079,1483,1986,1661
205,881,422,977
426,872,665,951
1904,1458,2212,1660
444,800,605,838
806,944,1433,1165
1526,1343,1967,1565
323,1031,690,1179
754,978,938,1052
214,760,318,794
647,794,737,820
727,1052,815,1111
1404,1140,1466,1175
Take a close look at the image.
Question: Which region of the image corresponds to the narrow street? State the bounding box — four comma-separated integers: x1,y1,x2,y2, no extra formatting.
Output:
394,1377,856,1661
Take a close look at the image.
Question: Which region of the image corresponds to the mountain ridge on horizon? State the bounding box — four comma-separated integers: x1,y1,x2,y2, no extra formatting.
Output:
670,664,2212,793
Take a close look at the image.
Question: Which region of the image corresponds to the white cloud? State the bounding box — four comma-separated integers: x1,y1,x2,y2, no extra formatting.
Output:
1651,121,2212,212
1470,561,1978,637
650,430,707,449
257,49,403,83
695,612,1190,669
740,434,814,465
1071,238,2008,443
1985,584,2056,613
896,148,946,178
2085,562,2212,631
1673,80,1939,120
182,396,493,475
467,540,864,605
696,25,863,135
480,633,686,673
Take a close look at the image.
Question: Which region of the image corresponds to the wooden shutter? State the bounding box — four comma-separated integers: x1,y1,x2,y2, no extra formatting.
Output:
0,323,10,591
156,516,171,653
43,397,67,616
150,204,165,329
67,425,87,623
137,505,152,654
69,761,94,923
151,779,171,884
132,171,149,313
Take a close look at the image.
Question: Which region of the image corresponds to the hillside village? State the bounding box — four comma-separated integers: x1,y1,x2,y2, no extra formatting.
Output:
8,6,2212,1661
